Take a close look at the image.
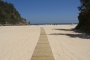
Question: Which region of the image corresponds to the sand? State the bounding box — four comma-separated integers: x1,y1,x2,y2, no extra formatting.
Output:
0,25,90,60
44,25,90,60
0,26,40,60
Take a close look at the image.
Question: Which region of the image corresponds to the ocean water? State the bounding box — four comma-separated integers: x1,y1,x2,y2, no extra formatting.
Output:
31,23,78,25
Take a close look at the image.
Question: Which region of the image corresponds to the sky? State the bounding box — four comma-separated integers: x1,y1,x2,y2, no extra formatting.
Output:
4,0,80,24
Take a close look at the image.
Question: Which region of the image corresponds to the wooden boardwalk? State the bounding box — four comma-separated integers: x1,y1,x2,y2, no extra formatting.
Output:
30,27,55,60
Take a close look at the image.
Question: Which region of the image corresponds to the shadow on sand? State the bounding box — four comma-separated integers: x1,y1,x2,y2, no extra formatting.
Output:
49,28,90,39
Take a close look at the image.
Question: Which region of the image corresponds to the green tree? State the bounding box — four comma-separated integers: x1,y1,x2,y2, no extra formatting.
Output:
0,0,3,1
75,0,90,33
28,21,30,25
0,0,27,25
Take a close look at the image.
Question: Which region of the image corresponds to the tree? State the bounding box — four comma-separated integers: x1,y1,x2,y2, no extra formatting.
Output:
0,0,3,1
0,0,27,25
75,0,90,33
28,21,30,25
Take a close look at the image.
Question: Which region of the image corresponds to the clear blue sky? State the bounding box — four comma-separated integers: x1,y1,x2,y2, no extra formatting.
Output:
4,0,80,23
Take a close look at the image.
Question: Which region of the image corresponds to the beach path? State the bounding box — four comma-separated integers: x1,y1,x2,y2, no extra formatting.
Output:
30,27,55,60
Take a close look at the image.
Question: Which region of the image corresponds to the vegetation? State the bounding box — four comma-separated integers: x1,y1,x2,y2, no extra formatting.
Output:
28,21,30,25
75,0,90,33
0,0,27,25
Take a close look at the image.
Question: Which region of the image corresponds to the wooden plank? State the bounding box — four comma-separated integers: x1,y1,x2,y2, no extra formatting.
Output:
30,27,55,60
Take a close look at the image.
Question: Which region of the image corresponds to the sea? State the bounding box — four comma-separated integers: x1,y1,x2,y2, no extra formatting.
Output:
31,23,78,25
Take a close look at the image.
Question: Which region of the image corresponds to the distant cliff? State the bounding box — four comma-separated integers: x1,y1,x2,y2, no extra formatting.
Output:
0,0,27,25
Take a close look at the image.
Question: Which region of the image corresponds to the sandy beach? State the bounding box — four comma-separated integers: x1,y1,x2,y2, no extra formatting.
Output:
0,26,40,60
0,25,90,60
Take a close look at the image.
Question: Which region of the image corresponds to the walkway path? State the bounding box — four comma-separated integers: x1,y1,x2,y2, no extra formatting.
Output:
30,27,55,60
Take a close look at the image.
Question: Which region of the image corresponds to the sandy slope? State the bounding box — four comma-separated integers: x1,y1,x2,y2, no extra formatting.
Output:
0,26,40,60
44,25,90,60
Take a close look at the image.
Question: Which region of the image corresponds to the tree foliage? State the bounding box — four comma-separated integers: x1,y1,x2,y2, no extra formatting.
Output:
0,0,27,25
28,21,30,25
75,0,90,33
